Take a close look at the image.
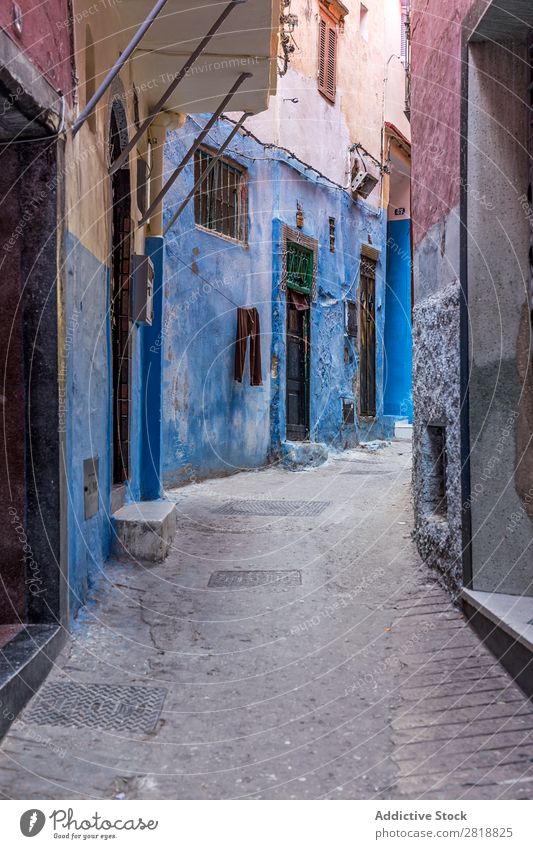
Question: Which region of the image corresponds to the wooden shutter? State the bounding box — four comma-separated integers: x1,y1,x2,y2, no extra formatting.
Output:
318,11,337,102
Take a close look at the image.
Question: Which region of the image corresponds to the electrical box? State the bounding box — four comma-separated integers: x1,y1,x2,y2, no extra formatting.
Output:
343,400,355,425
131,254,154,326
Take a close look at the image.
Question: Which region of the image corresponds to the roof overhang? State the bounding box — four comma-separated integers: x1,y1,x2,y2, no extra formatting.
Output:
117,0,280,115
470,0,533,41
384,121,411,155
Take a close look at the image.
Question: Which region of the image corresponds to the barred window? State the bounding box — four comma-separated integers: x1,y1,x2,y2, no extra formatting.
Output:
194,147,248,242
286,242,314,295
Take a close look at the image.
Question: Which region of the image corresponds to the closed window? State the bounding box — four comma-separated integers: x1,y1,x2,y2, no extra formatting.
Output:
318,9,337,102
194,147,248,242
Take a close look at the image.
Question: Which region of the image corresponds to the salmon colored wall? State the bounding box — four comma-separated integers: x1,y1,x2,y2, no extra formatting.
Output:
410,0,476,246
0,0,73,97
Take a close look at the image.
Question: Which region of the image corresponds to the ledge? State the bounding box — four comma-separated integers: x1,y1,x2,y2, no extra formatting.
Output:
0,624,66,739
462,588,533,654
462,588,533,699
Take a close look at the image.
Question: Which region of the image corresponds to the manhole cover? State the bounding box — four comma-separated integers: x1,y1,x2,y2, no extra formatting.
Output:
341,469,396,476
213,500,329,516
208,570,302,588
26,683,167,733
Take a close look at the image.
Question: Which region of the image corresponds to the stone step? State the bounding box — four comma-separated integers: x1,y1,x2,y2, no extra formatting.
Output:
112,500,176,563
280,441,328,470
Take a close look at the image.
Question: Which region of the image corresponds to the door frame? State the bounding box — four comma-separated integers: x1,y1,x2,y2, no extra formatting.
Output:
358,246,379,418
286,292,311,441
279,224,318,443
108,97,132,488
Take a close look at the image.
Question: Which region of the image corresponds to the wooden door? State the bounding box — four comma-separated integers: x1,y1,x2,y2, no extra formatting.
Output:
286,302,310,441
359,257,377,417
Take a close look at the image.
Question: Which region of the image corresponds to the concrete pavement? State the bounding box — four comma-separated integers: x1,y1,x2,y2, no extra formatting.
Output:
1,438,532,799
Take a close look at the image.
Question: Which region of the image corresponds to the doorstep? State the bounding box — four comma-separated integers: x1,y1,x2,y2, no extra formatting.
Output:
0,624,65,739
280,441,328,470
111,500,177,562
462,588,533,699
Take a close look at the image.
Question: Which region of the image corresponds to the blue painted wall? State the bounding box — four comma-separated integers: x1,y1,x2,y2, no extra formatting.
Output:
65,232,112,615
65,230,148,617
162,117,394,487
384,219,413,422
141,236,165,500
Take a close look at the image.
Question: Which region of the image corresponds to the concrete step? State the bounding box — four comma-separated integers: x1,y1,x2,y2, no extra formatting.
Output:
280,441,328,470
112,500,176,562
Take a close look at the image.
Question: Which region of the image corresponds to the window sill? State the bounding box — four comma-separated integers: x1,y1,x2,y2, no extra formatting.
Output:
195,223,248,248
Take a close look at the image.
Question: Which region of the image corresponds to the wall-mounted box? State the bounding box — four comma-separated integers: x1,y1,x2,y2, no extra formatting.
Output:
343,399,355,425
83,457,99,520
131,254,154,326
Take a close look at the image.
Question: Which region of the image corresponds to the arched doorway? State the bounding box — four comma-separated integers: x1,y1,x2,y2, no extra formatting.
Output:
109,100,132,485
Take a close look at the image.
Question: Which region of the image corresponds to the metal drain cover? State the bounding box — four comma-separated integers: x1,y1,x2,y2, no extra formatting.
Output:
213,500,329,517
341,469,395,476
209,570,302,588
26,683,167,733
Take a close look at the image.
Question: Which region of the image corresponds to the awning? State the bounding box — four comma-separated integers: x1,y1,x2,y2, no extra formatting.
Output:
73,0,279,136
129,0,279,115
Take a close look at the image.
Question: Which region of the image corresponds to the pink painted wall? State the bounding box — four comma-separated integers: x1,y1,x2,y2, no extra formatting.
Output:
410,0,477,245
0,0,73,98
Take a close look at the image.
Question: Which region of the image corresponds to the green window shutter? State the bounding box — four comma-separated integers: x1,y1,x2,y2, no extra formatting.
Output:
286,242,314,295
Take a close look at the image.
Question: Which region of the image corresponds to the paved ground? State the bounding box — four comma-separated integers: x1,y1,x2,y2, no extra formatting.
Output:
1,437,532,800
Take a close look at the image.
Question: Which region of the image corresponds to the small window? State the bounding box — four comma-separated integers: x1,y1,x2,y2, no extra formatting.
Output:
318,9,337,102
421,425,447,518
360,4,369,41
194,147,247,242
329,216,336,252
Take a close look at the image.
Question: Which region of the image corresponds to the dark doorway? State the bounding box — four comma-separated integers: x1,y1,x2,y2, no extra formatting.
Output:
109,104,132,484
0,137,62,632
286,293,310,441
359,255,377,417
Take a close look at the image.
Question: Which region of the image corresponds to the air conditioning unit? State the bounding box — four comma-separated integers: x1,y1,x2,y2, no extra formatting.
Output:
351,169,379,199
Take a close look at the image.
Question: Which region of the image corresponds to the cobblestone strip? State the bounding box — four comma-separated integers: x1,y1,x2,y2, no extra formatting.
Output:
389,584,533,799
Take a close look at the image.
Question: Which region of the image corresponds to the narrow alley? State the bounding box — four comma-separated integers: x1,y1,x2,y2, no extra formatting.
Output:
1,436,532,801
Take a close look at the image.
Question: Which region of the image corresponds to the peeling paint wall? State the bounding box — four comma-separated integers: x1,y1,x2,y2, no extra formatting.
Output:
412,277,462,593
161,117,392,486
244,0,410,195
411,0,533,596
409,0,473,591
63,12,150,613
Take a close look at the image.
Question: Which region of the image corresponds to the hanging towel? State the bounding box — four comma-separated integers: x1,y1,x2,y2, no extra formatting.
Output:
288,289,310,311
234,307,263,386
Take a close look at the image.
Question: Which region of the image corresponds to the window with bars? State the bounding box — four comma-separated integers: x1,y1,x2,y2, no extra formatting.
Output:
318,9,337,102
286,242,314,295
194,147,248,242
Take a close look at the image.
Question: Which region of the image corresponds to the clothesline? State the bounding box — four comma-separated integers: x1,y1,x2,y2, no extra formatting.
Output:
169,247,243,309
168,243,307,311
